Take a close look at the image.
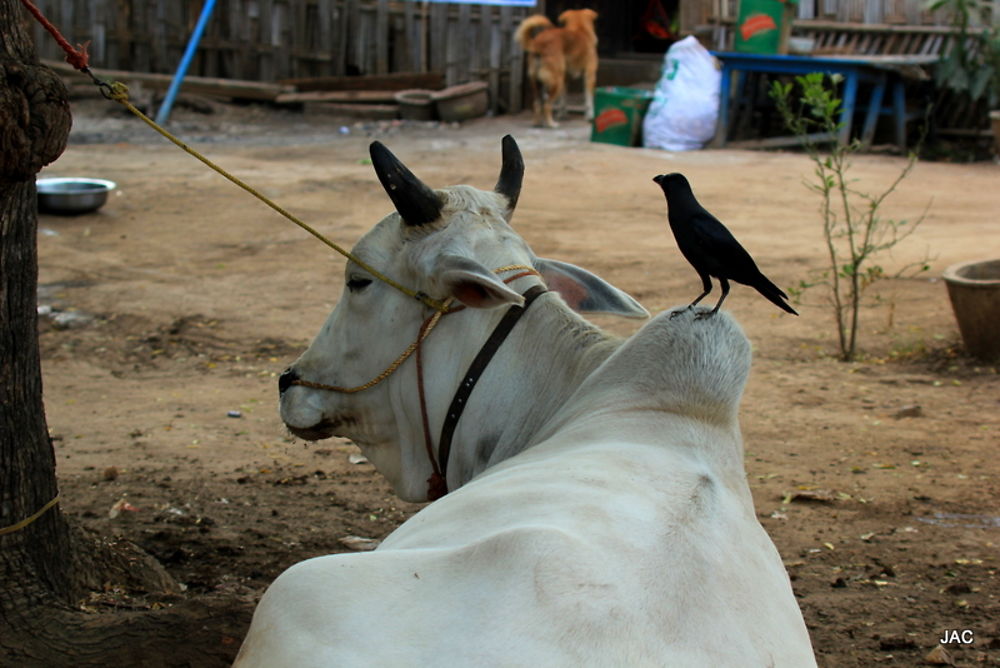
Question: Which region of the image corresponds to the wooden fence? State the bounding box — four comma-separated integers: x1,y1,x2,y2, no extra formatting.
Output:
706,0,998,26
27,0,533,113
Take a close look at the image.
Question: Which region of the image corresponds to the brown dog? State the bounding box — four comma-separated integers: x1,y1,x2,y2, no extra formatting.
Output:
515,9,598,128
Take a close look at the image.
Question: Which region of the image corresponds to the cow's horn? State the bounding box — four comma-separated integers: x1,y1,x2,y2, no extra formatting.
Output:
369,141,443,227
494,135,523,217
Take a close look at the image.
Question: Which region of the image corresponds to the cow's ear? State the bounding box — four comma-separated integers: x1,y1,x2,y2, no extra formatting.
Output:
435,255,525,309
534,257,649,319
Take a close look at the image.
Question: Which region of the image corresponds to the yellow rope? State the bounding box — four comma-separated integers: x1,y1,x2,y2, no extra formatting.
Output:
292,297,455,393
0,494,60,536
99,80,448,313
290,265,541,394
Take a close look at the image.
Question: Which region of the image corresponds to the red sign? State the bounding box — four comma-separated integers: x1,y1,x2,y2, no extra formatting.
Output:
595,108,629,133
739,13,777,40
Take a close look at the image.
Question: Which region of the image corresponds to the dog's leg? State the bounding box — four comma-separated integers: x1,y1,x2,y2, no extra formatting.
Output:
530,68,544,127
584,63,597,122
528,56,553,128
544,68,564,128
556,80,567,122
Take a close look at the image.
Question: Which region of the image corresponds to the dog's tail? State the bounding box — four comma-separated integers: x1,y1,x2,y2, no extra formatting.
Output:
514,14,554,51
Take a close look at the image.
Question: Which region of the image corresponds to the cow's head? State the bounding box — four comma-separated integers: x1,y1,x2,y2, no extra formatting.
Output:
279,136,646,501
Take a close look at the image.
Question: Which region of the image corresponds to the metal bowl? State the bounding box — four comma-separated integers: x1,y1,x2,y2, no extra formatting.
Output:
36,177,116,215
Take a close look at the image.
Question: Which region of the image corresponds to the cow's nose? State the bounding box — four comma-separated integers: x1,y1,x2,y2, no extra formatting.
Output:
278,368,300,394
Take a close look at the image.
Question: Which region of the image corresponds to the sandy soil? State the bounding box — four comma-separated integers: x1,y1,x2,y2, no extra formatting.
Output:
35,98,1000,666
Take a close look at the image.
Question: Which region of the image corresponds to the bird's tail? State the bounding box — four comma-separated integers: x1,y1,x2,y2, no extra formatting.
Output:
754,274,799,315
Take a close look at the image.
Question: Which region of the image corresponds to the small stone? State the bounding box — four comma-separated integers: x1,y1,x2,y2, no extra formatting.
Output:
924,644,955,666
339,535,380,551
102,466,119,481
893,404,923,419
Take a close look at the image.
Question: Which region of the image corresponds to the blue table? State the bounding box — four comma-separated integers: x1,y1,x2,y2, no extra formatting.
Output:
710,52,937,149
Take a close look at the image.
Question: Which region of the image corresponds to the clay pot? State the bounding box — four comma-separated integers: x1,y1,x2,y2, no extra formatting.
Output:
943,258,1000,361
395,90,437,121
433,81,489,123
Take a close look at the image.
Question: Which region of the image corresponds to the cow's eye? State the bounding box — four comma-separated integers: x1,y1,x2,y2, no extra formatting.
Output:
346,276,373,292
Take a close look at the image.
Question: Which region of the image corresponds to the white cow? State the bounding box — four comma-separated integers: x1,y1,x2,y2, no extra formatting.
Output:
234,137,815,667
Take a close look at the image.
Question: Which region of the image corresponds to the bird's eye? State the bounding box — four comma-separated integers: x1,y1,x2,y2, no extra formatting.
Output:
346,276,373,292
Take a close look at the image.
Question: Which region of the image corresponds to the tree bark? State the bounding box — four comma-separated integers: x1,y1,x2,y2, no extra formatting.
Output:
1,5,252,666
1,0,75,613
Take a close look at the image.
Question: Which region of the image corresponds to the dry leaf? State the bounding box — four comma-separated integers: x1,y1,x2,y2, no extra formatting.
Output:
108,497,140,519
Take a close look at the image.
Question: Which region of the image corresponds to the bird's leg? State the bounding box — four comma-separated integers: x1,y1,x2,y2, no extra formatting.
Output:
672,274,713,319
696,277,729,320
690,272,713,307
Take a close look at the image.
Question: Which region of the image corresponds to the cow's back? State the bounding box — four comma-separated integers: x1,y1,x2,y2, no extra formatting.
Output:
236,435,814,667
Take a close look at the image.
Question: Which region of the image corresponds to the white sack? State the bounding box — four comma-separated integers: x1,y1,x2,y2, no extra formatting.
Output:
642,36,721,151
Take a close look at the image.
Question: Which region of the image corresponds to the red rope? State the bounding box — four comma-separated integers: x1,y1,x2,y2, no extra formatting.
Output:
19,0,91,71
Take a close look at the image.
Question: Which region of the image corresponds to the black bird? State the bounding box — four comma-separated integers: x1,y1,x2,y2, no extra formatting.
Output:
653,173,798,318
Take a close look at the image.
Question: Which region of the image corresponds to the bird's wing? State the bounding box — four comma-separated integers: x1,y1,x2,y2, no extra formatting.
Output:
684,211,761,280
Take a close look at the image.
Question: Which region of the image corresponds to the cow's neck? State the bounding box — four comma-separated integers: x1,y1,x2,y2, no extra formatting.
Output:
436,294,621,490
522,309,752,488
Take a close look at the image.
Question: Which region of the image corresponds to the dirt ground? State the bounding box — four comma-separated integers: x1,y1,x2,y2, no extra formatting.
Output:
34,97,999,666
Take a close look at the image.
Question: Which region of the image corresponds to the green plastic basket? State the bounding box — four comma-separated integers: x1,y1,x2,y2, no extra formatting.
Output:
590,87,655,147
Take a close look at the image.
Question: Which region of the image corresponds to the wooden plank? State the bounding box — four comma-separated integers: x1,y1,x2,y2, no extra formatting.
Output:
727,131,837,149
275,89,403,104
43,59,293,100
793,20,964,35
303,102,398,119
429,2,447,78
403,0,420,72
348,0,363,73
317,0,333,77
92,0,108,64
375,0,389,75
291,0,307,77
358,7,373,73
863,0,883,24
259,0,274,80
133,0,151,72
334,0,348,75
478,4,492,78
509,8,525,113
279,71,444,91
150,0,165,71
499,5,512,111
275,1,292,79
112,0,130,69
456,3,471,83
445,12,459,85
488,14,501,114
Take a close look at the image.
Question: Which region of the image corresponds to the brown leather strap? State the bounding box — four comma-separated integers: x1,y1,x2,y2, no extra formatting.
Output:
436,284,548,483
415,312,448,501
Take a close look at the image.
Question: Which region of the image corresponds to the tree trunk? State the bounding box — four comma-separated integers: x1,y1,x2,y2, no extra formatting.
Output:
0,0,76,623
1,5,252,665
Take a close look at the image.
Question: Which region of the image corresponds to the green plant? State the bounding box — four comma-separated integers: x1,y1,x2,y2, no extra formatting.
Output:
770,73,931,362
929,0,1000,107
